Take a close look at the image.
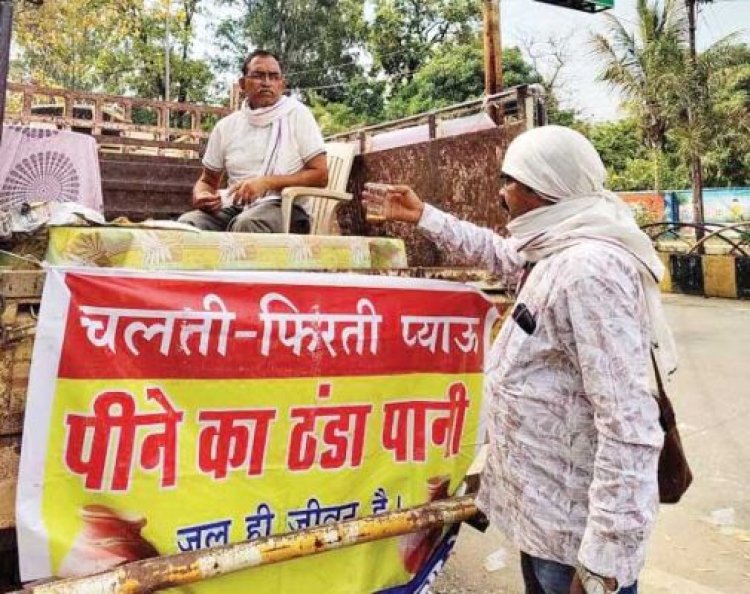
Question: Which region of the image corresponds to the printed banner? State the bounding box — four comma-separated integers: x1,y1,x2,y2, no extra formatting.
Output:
16,268,496,593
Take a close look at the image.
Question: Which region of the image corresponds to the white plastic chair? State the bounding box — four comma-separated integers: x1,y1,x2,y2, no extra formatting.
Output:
281,142,356,234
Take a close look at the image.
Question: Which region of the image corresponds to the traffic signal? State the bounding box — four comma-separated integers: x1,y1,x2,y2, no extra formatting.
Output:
533,0,613,13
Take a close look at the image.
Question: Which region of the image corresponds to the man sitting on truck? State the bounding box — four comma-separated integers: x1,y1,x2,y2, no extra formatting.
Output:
179,50,328,233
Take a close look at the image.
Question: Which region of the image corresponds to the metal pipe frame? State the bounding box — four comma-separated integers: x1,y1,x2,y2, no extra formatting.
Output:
641,222,750,257
325,86,527,141
14,495,479,594
689,222,750,257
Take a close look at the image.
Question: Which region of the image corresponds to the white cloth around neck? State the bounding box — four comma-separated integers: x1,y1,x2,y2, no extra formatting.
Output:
241,96,300,178
502,126,677,376
242,95,298,128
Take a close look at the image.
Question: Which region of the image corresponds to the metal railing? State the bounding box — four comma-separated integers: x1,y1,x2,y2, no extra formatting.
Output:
642,222,750,257
3,83,231,157
327,85,543,154
5,83,545,158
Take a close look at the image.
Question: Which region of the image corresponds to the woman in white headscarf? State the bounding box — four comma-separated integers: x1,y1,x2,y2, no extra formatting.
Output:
363,126,673,594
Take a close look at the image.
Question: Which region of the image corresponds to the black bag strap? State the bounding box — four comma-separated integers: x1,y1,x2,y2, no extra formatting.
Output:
651,350,676,433
650,350,666,398
513,262,536,297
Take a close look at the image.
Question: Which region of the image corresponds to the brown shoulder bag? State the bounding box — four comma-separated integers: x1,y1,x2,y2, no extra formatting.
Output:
651,352,693,504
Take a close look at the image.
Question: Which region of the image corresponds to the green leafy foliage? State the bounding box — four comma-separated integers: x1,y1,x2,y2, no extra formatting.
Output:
591,0,748,194
368,0,480,83
12,0,215,103
214,0,367,102
385,42,540,119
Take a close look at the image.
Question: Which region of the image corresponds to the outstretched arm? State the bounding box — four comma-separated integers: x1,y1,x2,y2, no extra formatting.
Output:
363,185,525,283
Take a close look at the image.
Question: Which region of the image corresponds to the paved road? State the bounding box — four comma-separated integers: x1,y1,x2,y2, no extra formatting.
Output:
434,294,750,594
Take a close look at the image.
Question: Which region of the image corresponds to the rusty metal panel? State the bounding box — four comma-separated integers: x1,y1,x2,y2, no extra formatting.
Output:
98,121,525,246
100,153,200,221
343,122,526,267
344,140,443,266
431,127,517,266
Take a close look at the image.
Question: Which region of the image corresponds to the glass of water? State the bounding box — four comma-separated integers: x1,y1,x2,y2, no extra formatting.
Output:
363,183,392,222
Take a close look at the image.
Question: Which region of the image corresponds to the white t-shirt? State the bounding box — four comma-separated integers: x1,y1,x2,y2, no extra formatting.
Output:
202,101,326,207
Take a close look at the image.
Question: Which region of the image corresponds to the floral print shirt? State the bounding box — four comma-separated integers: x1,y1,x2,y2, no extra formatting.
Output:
418,205,663,587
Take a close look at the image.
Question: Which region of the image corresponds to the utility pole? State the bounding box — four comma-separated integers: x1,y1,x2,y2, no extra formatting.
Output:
687,0,698,57
0,0,14,145
164,0,171,103
686,0,705,246
482,0,503,96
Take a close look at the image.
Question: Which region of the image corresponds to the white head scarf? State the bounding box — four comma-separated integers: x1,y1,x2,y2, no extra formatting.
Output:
503,125,677,375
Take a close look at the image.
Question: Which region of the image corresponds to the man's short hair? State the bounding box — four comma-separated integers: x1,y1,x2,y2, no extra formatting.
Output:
242,50,283,76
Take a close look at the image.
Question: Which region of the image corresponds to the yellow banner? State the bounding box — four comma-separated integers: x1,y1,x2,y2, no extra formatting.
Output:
17,269,495,593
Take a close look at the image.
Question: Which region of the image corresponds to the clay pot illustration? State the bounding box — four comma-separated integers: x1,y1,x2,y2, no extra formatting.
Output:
398,475,451,574
58,505,159,577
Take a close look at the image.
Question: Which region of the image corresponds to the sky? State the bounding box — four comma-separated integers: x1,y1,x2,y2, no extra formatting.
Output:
195,0,748,122
7,0,747,121
501,0,750,120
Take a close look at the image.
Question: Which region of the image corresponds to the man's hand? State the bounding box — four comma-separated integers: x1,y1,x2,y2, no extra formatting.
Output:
192,191,221,213
230,177,271,205
361,184,425,224
571,568,618,594
571,573,586,594
192,167,223,212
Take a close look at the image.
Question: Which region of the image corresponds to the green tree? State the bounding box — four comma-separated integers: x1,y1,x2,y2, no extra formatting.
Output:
12,0,133,91
591,0,687,192
214,0,367,101
119,0,214,104
588,119,645,176
593,0,748,236
309,98,366,136
305,75,388,135
368,0,480,83
700,46,750,187
12,0,213,104
385,40,541,119
668,38,750,191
